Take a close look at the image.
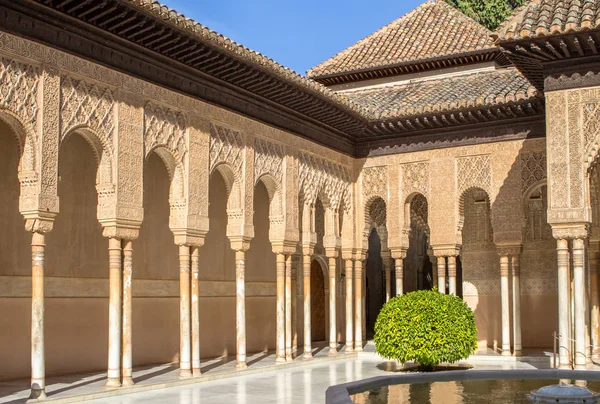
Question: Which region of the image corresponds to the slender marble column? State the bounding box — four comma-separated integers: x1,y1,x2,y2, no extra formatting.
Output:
354,259,363,352
276,253,286,362
345,259,354,352
573,238,587,369
302,255,312,359
512,254,522,356
107,237,123,387
590,247,600,359
384,257,391,302
362,260,366,342
437,257,446,294
499,254,511,356
191,247,201,376
285,255,293,361
179,245,192,376
30,232,46,399
557,239,571,369
291,257,298,357
394,257,403,296
122,241,134,386
328,256,337,355
448,256,457,295
235,250,247,368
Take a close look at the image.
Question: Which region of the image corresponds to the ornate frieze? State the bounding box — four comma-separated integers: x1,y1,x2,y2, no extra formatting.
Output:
362,166,387,201
457,154,491,195
254,137,284,184
298,152,351,211
0,56,40,129
209,123,244,177
402,161,429,199
144,103,187,165
60,76,114,142
521,150,546,194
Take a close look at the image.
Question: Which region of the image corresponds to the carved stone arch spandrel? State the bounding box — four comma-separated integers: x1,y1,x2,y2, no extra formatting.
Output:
456,154,492,198
457,187,493,248
401,161,430,201
362,166,387,203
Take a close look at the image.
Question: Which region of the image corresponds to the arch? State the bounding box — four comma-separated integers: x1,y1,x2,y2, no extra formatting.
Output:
146,145,186,211
0,110,37,182
212,162,243,213
364,196,387,249
457,186,492,240
404,192,429,237
404,193,431,293
310,258,327,342
62,126,115,204
256,173,284,220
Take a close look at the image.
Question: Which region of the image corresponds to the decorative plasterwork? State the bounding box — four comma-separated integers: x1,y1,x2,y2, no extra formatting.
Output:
298,152,351,211
0,56,39,130
144,102,187,165
402,161,429,199
60,76,115,142
369,197,387,227
410,193,429,235
457,154,491,196
521,150,546,194
362,166,387,201
209,123,244,178
254,137,284,184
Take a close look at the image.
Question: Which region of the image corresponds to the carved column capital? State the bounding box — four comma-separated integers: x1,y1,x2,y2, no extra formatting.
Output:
24,213,56,234
551,223,589,240
102,224,141,241
495,244,522,257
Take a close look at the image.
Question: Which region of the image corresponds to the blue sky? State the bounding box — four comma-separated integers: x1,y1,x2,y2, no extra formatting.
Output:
161,0,426,76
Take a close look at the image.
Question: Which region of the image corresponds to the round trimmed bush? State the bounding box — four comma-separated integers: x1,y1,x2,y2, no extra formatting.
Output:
374,289,477,369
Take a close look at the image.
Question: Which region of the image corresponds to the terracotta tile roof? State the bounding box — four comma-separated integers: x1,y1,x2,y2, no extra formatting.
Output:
497,0,600,41
306,0,496,79
343,68,539,120
124,0,369,117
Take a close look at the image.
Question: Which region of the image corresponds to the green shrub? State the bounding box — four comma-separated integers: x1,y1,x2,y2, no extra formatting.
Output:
374,289,477,369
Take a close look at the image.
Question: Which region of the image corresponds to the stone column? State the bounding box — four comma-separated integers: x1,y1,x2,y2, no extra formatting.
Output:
235,250,247,368
179,245,192,377
383,255,391,302
302,254,312,359
30,232,47,399
573,238,587,369
354,258,363,352
499,253,511,356
393,253,404,296
328,256,337,355
345,259,354,352
285,255,293,361
448,255,457,295
276,253,286,362
437,256,446,294
106,238,123,387
590,244,600,359
511,254,522,356
191,247,201,376
362,259,367,342
292,256,298,357
121,241,134,386
557,238,571,368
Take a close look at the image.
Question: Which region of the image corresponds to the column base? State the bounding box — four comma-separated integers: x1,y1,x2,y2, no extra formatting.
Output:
179,369,192,378
275,356,287,363
286,357,293,362
28,388,46,401
235,361,247,369
501,350,511,357
121,377,134,387
302,352,313,360
355,342,364,352
345,344,354,352
328,347,337,356
192,369,202,377
104,377,121,388
513,350,522,357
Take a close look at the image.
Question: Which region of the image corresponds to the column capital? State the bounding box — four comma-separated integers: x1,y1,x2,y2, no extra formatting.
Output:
24,212,56,234
271,240,298,255
229,236,252,252
431,244,459,258
551,223,589,240
102,224,141,241
495,244,522,257
354,249,367,261
390,248,407,260
325,248,339,259
341,249,354,260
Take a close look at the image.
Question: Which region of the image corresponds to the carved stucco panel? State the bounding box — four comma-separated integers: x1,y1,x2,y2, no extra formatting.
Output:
401,161,429,200
209,123,244,178
521,150,546,194
546,91,569,211
0,56,39,131
254,137,284,185
362,166,387,202
299,152,351,212
457,154,492,196
60,76,115,143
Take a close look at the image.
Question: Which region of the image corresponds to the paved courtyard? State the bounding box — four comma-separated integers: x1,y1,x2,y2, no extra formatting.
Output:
0,342,559,404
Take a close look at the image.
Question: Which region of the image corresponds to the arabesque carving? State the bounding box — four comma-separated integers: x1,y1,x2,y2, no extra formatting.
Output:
0,57,39,129
402,162,429,199
254,137,284,184
60,76,114,141
209,123,244,178
362,166,387,200
144,102,187,165
457,154,491,195
298,152,350,211
521,150,546,194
